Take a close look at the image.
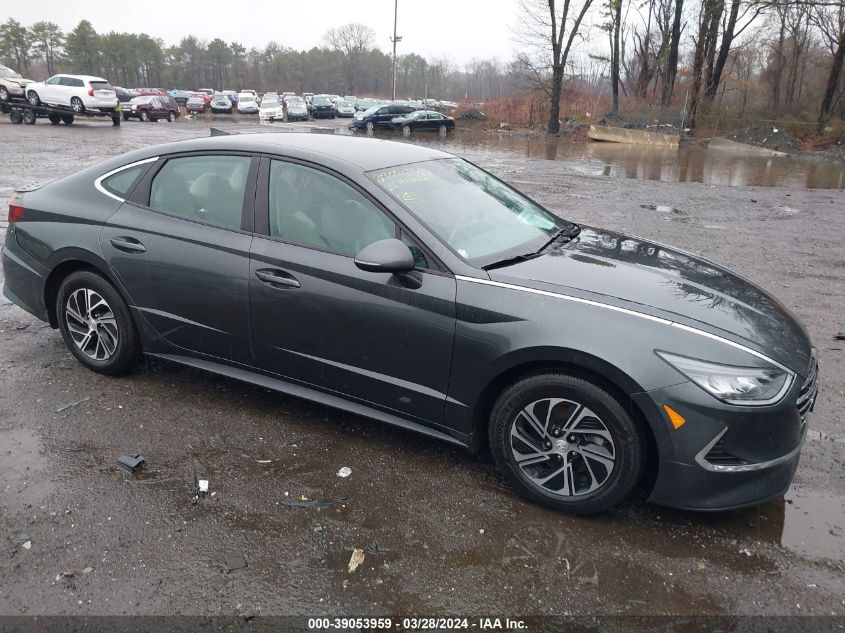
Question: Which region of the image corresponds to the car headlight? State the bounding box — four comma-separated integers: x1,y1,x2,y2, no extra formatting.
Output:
656,351,793,405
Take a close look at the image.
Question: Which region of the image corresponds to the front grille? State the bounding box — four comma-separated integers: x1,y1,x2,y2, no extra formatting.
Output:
796,351,819,427
704,438,748,467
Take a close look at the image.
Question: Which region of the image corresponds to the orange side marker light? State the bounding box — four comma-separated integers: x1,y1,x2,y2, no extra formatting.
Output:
663,404,686,429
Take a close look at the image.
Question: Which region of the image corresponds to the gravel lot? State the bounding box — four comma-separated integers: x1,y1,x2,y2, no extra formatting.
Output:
0,114,843,622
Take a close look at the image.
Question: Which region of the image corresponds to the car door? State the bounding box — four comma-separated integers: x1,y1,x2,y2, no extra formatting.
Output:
41,75,62,103
100,153,258,362
249,157,457,427
60,77,83,105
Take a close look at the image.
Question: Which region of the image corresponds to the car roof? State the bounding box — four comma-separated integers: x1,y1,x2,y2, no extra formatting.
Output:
134,133,454,172
54,74,109,82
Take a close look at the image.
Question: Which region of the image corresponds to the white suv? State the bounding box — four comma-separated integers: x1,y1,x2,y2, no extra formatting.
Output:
26,74,118,113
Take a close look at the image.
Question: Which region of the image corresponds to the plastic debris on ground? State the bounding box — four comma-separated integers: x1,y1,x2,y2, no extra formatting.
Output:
337,467,352,478
117,453,145,473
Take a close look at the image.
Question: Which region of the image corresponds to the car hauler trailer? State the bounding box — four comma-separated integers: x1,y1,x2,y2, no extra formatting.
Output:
1,100,121,126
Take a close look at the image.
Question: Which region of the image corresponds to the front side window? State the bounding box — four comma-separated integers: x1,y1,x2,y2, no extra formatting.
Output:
370,158,573,267
149,155,252,230
46,76,61,85
269,160,395,257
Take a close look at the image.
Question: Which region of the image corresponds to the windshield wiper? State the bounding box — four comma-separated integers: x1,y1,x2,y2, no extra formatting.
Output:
536,224,582,254
482,252,542,271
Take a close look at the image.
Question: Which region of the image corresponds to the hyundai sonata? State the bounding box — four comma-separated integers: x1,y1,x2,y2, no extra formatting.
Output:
1,134,818,514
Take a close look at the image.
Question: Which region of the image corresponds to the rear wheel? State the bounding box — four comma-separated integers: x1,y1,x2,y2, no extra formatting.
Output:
22,109,36,124
56,271,141,376
9,110,23,124
62,114,74,125
70,97,85,113
140,111,149,122
489,373,645,515
48,113,62,125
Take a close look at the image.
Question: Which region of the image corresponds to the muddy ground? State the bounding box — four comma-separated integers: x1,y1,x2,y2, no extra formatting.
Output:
0,115,843,623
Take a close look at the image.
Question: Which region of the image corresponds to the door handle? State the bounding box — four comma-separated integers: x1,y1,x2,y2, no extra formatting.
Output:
109,237,146,253
255,269,301,288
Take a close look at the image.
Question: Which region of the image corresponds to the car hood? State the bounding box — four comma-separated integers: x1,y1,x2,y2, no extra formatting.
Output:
489,226,812,372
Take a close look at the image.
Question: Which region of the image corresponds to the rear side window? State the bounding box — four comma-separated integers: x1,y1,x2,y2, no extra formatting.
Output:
103,166,144,197
149,156,252,230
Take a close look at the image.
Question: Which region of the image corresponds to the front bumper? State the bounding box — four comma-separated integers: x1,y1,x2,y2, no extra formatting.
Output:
635,371,816,511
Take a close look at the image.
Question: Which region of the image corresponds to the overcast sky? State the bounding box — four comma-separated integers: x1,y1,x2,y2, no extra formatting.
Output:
3,0,520,63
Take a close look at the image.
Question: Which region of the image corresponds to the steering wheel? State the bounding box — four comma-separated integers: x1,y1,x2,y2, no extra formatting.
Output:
448,220,488,247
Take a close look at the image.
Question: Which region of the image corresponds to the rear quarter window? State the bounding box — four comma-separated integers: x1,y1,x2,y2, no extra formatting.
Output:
102,166,144,198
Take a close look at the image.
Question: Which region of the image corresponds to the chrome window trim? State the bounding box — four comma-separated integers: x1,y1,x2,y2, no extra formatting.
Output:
454,275,794,376
94,156,159,202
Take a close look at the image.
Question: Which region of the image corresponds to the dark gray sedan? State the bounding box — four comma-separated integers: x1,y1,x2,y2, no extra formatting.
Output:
1,134,818,514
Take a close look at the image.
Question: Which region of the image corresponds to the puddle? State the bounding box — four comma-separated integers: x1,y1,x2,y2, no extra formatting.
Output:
360,128,845,189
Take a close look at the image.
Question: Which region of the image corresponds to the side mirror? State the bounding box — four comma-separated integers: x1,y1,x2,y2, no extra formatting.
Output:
354,239,415,274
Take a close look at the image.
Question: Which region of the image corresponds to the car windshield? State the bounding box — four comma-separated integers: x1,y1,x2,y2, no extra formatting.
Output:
363,105,380,116
370,158,572,266
0,67,21,78
240,95,254,102
288,98,304,105
337,101,352,107
313,97,331,105
262,100,279,108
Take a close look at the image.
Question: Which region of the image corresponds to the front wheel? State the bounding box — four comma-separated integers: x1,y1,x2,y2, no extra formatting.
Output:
439,124,448,135
70,97,85,113
56,271,141,376
0,86,9,101
23,109,36,124
61,114,74,125
489,373,645,515
27,90,40,106
365,120,375,132
402,124,411,137
168,111,176,122
48,113,62,125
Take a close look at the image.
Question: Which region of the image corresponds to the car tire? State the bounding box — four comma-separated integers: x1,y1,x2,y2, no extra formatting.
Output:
70,97,85,113
439,124,448,135
56,271,142,376
27,90,40,106
61,115,74,125
23,109,36,124
402,124,411,137
168,111,176,122
48,113,62,125
489,372,645,515
0,86,9,101
140,111,149,122
9,110,23,124
365,120,375,132
122,113,129,121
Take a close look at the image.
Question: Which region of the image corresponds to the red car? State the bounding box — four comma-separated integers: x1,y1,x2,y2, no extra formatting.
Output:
123,95,179,122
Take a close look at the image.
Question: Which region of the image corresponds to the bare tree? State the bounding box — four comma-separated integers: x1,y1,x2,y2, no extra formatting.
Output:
660,0,685,104
512,0,595,133
813,0,845,130
324,23,375,94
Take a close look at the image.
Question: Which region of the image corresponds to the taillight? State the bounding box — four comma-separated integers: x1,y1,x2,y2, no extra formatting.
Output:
8,196,24,224
88,85,95,96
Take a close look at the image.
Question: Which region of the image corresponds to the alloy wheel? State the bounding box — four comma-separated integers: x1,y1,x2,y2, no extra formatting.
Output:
71,97,84,113
64,288,119,361
510,397,616,497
